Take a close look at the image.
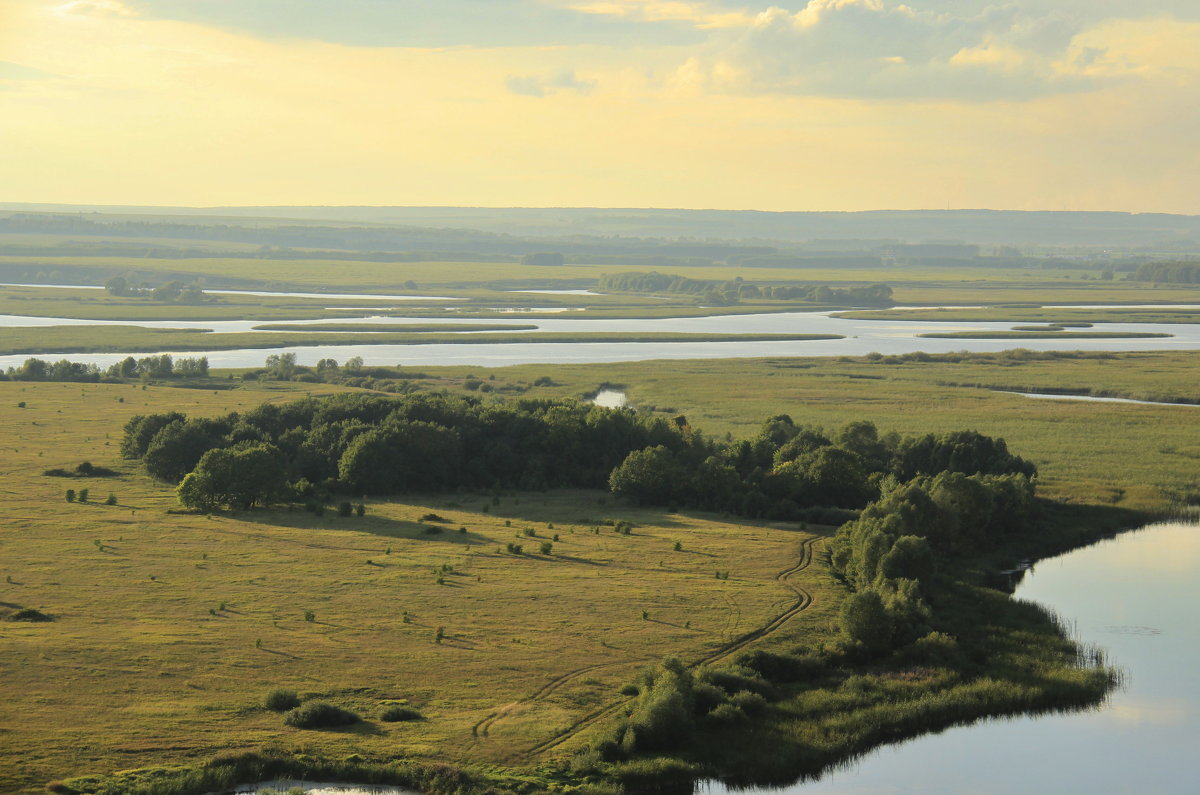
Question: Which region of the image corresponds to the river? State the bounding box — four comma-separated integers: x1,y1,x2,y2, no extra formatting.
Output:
4,308,1200,370
702,520,1200,795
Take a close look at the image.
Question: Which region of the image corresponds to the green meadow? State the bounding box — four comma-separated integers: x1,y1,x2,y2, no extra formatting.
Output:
2,348,1198,792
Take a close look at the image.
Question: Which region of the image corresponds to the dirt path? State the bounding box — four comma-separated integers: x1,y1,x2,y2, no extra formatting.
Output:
523,534,821,757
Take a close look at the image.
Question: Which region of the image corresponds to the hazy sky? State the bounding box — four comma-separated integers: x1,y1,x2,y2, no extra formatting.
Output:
2,0,1199,212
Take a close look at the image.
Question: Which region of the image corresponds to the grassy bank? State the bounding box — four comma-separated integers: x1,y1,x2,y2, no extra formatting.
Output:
837,307,1200,324
916,331,1172,339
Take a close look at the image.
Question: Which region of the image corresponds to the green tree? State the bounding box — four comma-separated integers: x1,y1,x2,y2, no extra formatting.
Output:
178,443,288,510
840,590,892,652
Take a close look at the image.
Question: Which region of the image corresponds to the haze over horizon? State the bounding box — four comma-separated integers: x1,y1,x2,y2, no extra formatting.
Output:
3,1,1199,213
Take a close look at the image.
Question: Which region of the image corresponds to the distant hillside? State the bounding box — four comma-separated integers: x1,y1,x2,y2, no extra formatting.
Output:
4,204,1200,247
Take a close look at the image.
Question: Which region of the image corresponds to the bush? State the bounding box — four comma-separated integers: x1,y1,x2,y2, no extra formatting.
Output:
8,607,52,622
380,705,423,722
105,493,117,505
540,541,553,555
65,489,75,502
264,688,301,712
337,501,353,517
282,701,360,729
78,488,89,503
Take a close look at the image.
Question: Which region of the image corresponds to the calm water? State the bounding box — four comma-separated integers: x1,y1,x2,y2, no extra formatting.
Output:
5,308,1200,369
703,521,1200,795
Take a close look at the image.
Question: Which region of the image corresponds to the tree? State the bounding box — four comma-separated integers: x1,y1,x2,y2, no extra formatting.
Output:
142,418,229,483
521,252,565,267
608,445,683,505
840,590,892,652
265,352,297,380
104,276,128,296
178,443,288,510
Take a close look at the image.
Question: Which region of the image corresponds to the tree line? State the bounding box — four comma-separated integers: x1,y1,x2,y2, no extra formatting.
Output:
119,391,1032,522
2,354,208,382
596,271,893,306
1131,260,1200,284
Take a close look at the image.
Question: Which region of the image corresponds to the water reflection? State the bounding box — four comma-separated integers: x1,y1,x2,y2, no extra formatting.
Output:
702,522,1200,794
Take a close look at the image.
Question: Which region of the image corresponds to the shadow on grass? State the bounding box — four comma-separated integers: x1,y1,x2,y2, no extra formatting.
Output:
237,510,491,544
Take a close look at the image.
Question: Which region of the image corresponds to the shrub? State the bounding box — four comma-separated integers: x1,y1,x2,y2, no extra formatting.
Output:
355,503,365,517
540,541,553,555
337,501,353,517
8,607,52,622
705,702,747,726
264,688,301,712
730,690,769,716
78,488,89,503
380,705,423,722
282,701,360,729
304,610,315,622
105,493,117,505
421,512,447,522
65,489,75,502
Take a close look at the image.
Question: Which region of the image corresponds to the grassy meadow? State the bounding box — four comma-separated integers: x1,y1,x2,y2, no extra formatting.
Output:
0,379,842,793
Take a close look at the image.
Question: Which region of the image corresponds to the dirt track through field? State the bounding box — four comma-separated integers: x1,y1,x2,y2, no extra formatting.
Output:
518,534,821,757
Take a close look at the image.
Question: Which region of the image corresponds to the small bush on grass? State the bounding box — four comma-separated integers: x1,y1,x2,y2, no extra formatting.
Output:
283,701,360,729
380,705,423,722
8,607,53,622
264,688,301,712
337,501,353,517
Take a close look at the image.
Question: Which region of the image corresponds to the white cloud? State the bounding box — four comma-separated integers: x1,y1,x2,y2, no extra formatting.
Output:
56,0,136,17
505,68,597,97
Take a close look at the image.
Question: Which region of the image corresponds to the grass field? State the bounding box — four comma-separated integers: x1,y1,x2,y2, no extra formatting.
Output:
3,350,1199,793
0,380,842,793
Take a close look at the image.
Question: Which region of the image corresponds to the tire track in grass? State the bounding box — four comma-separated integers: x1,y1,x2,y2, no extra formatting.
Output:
471,659,647,739
526,535,821,757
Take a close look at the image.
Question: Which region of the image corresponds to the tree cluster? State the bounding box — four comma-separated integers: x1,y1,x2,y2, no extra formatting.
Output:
1,355,208,382
120,392,687,510
608,415,1035,521
1131,260,1200,284
596,271,892,306
830,470,1037,654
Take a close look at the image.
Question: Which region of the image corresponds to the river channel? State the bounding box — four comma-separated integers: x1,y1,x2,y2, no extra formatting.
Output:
4,307,1200,370
703,520,1200,795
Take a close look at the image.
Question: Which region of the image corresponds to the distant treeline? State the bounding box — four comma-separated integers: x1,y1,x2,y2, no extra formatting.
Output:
2,354,208,382
597,271,893,306
1131,260,1200,283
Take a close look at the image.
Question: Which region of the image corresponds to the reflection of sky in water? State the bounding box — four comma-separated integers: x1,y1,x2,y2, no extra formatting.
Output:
701,522,1200,794
5,308,1200,369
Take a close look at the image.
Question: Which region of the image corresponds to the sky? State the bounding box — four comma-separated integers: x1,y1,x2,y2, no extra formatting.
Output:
2,0,1199,213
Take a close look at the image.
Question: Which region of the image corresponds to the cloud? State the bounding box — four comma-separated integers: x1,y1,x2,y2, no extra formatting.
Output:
56,0,137,17
120,0,706,48
506,68,597,97
565,0,754,29
0,62,60,81
670,1,1125,101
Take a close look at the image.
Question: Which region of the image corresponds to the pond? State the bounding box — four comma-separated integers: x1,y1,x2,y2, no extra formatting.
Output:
701,520,1200,794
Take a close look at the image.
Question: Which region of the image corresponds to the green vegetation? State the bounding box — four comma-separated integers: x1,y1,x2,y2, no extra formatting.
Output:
917,330,1171,339
282,701,362,729
263,689,301,712
1131,260,1200,283
597,271,893,307
4,348,1200,794
250,323,537,332
836,307,1200,324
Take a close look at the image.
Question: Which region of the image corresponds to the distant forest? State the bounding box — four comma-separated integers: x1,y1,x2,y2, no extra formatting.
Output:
598,272,893,306
1132,261,1200,283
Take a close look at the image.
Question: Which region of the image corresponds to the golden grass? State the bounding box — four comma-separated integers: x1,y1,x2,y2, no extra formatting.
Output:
0,380,838,793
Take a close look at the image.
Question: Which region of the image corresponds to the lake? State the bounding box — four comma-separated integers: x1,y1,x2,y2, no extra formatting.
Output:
701,521,1200,795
